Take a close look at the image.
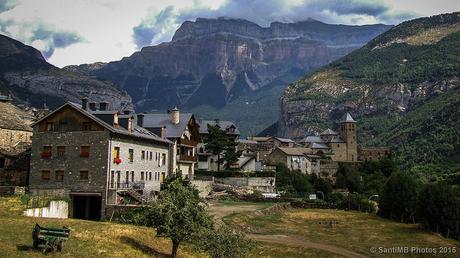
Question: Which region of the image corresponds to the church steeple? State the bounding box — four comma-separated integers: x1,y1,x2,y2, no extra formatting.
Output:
339,112,358,162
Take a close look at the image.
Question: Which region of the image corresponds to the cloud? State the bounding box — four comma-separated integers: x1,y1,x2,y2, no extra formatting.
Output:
0,0,17,14
0,20,84,58
132,0,416,48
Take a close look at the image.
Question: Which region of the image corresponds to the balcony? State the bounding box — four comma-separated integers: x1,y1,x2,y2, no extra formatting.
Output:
178,138,198,147
40,152,52,159
115,181,145,190
177,154,197,163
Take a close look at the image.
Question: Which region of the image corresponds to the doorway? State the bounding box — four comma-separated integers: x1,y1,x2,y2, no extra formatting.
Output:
72,194,102,220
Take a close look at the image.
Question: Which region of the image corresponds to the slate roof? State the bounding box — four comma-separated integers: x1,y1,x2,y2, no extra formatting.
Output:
0,102,33,131
32,102,171,144
237,139,258,144
300,136,323,143
320,128,337,135
341,112,357,123
328,136,345,143
310,142,330,149
275,137,294,143
277,147,311,156
198,119,240,135
139,113,194,139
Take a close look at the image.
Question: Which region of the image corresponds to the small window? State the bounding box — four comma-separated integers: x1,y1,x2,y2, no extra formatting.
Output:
57,146,66,157
59,121,68,132
125,171,129,183
82,122,92,131
141,150,145,160
81,146,90,157
41,170,50,181
141,171,144,181
110,171,115,188
79,170,89,180
55,170,64,181
129,149,134,162
45,122,54,132
162,153,166,165
131,171,134,182
42,146,52,158
149,172,152,181
114,147,120,158
149,152,152,160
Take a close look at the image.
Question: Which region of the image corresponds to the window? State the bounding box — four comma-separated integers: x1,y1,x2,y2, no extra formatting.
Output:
162,153,166,165
41,146,52,158
41,170,50,181
0,158,5,168
79,170,89,180
82,122,92,131
114,147,120,158
55,170,64,181
110,171,115,188
141,171,144,181
57,146,66,157
198,155,207,162
129,149,134,162
125,171,129,183
131,171,134,182
149,172,152,181
149,152,152,160
116,171,120,187
59,121,68,132
141,150,145,160
80,146,90,157
45,122,54,132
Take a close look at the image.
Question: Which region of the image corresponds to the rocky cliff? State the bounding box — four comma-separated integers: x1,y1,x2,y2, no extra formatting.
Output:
68,18,391,112
278,12,460,168
0,34,132,110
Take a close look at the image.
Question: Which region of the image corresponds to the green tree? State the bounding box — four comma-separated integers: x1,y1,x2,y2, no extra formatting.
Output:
379,172,419,223
196,225,254,258
142,178,212,257
417,182,460,240
204,125,241,171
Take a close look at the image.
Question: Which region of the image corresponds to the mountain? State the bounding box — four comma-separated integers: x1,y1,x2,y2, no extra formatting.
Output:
278,12,460,170
66,18,391,136
0,34,132,110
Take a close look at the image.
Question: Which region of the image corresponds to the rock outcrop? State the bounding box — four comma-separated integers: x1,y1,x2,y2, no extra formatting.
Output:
278,12,460,168
0,34,132,110
67,18,391,111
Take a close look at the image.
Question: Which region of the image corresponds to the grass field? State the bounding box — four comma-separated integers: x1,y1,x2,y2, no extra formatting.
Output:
0,197,201,258
226,208,460,258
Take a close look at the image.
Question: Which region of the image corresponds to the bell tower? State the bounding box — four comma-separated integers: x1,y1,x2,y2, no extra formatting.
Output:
339,113,358,162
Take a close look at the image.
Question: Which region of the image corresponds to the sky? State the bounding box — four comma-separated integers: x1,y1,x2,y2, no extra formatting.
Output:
0,0,458,67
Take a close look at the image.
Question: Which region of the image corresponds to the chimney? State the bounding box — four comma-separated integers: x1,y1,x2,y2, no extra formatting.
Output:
99,102,108,111
160,126,166,138
89,102,97,111
81,98,88,110
171,107,179,125
137,113,144,127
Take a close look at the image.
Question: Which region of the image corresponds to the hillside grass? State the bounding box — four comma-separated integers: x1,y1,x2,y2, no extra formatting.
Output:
0,197,202,258
226,209,460,258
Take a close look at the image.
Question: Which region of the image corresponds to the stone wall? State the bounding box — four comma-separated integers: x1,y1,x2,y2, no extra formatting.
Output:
191,179,214,197
29,129,110,217
214,177,275,192
23,200,68,219
0,128,32,146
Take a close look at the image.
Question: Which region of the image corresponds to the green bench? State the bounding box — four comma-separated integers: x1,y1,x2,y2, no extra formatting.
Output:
32,224,71,253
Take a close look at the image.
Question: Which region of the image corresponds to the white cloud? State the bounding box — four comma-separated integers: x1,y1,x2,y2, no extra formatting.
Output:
0,0,458,67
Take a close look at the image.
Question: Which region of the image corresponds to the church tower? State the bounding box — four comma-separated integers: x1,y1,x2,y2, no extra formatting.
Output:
339,113,358,162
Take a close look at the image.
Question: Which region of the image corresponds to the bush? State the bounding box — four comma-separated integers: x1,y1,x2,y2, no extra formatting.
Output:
195,225,254,258
379,172,419,223
337,193,375,213
417,183,460,240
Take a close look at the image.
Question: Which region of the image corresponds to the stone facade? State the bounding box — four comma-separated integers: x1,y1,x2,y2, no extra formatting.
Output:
358,147,391,161
29,102,172,220
0,128,32,147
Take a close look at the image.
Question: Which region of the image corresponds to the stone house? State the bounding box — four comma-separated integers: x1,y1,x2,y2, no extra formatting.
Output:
29,101,171,220
299,113,389,162
266,147,311,174
0,101,34,186
136,107,200,179
197,119,240,171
